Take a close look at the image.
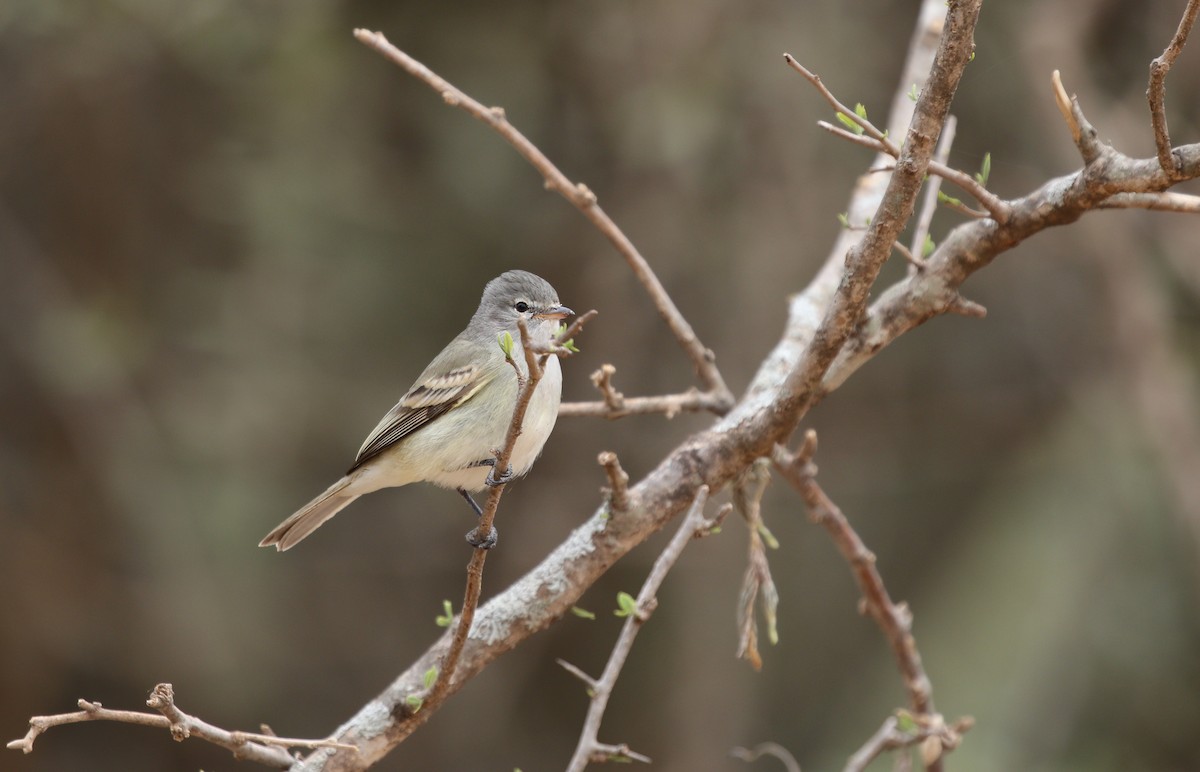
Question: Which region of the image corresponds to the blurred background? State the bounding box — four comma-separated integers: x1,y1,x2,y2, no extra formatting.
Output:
3,0,1199,770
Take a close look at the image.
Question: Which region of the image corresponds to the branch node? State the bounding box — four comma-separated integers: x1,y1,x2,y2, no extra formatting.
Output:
598,450,631,512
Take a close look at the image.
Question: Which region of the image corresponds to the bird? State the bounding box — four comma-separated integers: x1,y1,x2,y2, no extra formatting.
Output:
259,270,572,551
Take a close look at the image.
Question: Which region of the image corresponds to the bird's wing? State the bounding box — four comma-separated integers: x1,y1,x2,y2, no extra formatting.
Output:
350,363,495,472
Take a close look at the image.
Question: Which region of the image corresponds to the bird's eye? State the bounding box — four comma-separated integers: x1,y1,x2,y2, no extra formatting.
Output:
514,301,530,313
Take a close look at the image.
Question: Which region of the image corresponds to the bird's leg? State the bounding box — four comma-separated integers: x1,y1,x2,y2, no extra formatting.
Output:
457,487,498,549
457,487,484,517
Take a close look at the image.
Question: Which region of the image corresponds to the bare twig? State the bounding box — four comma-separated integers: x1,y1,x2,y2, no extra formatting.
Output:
1099,190,1200,213
785,54,895,148
598,451,631,512
891,240,927,271
774,432,935,719
1148,0,1200,176
730,741,802,772
562,486,719,772
774,432,973,771
909,115,957,274
560,387,731,419
353,30,733,408
4,683,347,767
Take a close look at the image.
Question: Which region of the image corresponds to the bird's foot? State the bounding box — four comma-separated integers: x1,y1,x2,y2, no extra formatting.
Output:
485,465,514,487
466,525,498,550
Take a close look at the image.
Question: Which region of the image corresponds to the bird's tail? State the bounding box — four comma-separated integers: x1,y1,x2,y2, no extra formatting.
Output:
259,477,360,552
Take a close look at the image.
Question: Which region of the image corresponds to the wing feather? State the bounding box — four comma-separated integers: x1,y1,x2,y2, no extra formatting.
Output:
350,365,492,471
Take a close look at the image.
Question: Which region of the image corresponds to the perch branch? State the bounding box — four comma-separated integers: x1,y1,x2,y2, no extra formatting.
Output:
354,29,733,408
397,315,556,733
562,486,721,772
1148,0,1200,176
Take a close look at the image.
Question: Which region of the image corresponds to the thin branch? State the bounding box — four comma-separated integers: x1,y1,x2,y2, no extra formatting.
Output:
909,115,958,273
815,119,1006,222
774,431,973,771
353,29,733,408
891,240,928,271
4,684,346,768
1148,0,1200,176
785,54,895,149
774,432,936,719
560,387,731,419
563,486,718,772
1099,190,1200,213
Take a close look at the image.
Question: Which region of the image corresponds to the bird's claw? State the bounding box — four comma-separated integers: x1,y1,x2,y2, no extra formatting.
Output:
485,465,514,487
466,526,498,550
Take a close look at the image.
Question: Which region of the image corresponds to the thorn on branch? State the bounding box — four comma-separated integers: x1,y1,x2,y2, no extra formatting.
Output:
1051,70,1104,164
946,294,987,318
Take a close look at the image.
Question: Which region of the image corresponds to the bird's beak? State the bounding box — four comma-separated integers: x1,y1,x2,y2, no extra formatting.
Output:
535,304,574,320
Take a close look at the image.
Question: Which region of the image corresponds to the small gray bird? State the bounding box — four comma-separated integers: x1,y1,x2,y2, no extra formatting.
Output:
259,270,572,551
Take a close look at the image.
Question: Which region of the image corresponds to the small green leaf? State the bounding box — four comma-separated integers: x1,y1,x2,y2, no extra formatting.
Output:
854,102,868,120
835,111,864,136
907,83,919,102
922,234,936,258
498,330,515,358
937,190,963,208
836,212,850,228
969,50,976,62
896,710,918,733
586,688,596,698
974,151,991,187
423,666,439,689
555,322,568,336
405,694,424,713
708,526,722,535
614,591,638,618
562,338,580,353
571,606,596,620
435,600,454,628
